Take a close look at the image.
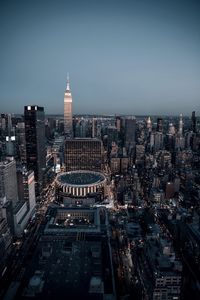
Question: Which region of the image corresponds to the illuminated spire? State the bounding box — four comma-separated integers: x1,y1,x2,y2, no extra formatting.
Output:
64,74,73,137
146,116,152,130
66,72,70,91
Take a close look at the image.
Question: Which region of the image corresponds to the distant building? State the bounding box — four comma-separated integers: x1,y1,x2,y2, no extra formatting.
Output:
124,117,136,150
153,132,164,151
135,144,145,165
65,138,103,172
115,116,122,133
110,157,121,174
107,126,118,148
92,118,98,138
146,116,152,132
157,118,163,132
16,122,27,164
178,114,183,136
64,75,73,137
191,111,197,133
24,105,46,194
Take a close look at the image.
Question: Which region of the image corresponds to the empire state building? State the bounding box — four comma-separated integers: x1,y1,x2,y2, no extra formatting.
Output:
64,75,73,137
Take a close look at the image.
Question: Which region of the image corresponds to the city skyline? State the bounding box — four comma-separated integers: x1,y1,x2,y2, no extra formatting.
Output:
0,0,200,115
0,97,200,297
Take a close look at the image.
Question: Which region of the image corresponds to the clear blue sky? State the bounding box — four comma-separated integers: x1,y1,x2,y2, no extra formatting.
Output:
0,0,199,115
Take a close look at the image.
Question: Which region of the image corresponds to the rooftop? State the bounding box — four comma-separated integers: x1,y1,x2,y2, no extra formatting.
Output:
19,234,112,299
57,171,106,186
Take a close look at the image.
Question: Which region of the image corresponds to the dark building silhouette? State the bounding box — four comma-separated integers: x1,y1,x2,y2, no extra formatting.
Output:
124,117,136,150
107,126,118,148
191,111,197,133
24,105,46,195
16,122,26,164
157,118,163,132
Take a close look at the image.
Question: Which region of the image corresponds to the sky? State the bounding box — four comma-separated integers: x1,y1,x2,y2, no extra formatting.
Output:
0,0,200,115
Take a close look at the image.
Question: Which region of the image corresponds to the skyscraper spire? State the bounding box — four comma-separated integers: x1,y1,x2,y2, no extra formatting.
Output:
66,72,70,91
64,75,73,137
146,116,152,131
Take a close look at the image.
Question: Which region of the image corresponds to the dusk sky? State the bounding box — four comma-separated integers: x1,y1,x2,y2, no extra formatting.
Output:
0,0,199,115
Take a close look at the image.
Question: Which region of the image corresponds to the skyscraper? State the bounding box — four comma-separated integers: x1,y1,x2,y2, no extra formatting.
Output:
178,114,183,135
0,158,18,207
16,122,26,164
24,105,46,195
124,117,136,150
146,116,152,132
64,75,73,137
191,111,197,133
157,118,163,132
0,114,16,158
17,168,36,214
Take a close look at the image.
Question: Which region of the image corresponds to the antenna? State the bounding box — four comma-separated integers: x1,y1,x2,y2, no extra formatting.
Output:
66,72,70,90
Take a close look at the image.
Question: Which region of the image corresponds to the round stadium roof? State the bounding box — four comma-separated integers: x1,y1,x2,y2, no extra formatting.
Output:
56,171,106,187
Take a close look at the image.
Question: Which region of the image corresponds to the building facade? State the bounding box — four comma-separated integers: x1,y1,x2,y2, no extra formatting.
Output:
17,169,36,213
24,105,46,194
0,158,18,207
65,138,103,172
124,117,136,150
64,76,73,137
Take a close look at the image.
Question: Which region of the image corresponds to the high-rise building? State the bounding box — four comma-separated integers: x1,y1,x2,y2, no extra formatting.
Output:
24,105,46,194
124,117,136,150
157,118,163,132
0,114,17,158
153,132,164,151
17,168,36,213
115,116,122,133
65,138,103,172
92,118,98,138
107,126,118,148
191,111,197,133
178,114,183,136
16,122,26,164
168,123,176,135
146,116,152,132
64,75,73,137
0,158,18,207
